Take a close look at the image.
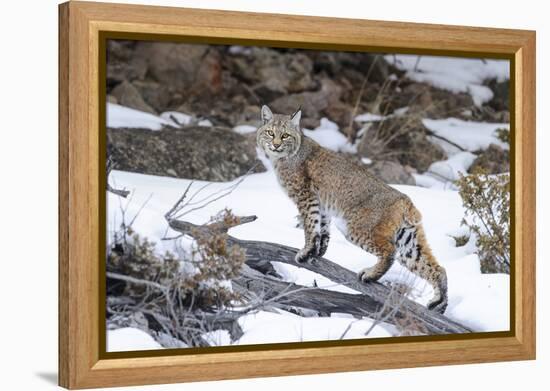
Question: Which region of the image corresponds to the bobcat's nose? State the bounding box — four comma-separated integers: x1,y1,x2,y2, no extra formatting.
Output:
272,139,282,149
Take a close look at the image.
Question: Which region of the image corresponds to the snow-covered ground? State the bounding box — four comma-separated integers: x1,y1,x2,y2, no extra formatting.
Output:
106,166,509,351
107,327,163,351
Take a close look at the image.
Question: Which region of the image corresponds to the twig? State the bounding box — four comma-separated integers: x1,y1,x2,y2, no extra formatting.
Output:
425,130,467,152
106,156,130,198
166,163,259,222
127,193,154,229
164,181,193,219
107,271,167,293
413,55,422,72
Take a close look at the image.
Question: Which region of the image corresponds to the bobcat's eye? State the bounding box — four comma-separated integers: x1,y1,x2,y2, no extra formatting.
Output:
281,133,289,139
267,130,274,137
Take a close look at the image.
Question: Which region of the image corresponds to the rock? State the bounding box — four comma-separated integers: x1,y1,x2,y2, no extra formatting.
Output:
322,101,354,133
307,51,390,84
106,40,147,87
468,144,509,174
269,78,342,126
269,91,325,119
131,80,174,114
493,110,510,123
133,42,209,92
470,105,510,123
226,47,315,101
107,126,266,182
357,116,446,172
111,81,157,114
130,43,227,112
367,160,415,185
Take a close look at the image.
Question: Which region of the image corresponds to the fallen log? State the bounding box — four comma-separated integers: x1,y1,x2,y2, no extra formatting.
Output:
168,217,473,335
233,265,385,318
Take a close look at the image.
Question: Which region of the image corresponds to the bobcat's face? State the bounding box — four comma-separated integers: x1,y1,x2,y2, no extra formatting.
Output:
256,105,302,159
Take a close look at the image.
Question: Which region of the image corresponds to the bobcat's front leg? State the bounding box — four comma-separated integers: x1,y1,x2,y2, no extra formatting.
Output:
294,188,322,264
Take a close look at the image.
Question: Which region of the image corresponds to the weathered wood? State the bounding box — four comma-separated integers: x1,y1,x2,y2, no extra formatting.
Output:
168,218,472,335
234,265,385,318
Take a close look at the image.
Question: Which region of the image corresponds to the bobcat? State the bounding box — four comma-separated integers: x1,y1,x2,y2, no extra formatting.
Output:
256,105,448,313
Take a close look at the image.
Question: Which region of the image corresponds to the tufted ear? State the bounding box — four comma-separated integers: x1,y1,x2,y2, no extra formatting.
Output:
290,107,301,127
261,105,273,124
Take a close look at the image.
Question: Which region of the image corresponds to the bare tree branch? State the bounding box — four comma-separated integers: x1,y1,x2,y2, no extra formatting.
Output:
106,155,130,198
168,217,473,335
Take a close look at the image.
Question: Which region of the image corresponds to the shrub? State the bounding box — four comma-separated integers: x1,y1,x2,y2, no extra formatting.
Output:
185,209,247,306
106,208,247,346
495,127,510,144
456,168,510,273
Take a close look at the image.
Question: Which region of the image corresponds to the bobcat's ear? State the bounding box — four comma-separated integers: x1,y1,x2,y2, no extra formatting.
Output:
290,107,301,127
261,105,273,124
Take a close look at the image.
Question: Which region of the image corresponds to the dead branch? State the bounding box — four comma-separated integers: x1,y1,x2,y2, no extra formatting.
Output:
233,265,383,318
425,129,467,152
168,214,257,234
168,217,473,335
107,156,130,198
107,183,131,198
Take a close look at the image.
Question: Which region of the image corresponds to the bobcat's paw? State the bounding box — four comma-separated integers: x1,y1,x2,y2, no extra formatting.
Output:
317,234,329,257
427,296,448,314
428,267,448,314
295,236,320,264
295,248,316,264
358,267,381,283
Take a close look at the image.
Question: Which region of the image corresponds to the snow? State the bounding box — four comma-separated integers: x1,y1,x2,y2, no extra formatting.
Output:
423,118,509,155
107,103,177,130
232,125,258,134
202,330,232,346
236,309,392,345
228,45,252,55
386,55,509,106
158,111,213,127
198,119,213,127
108,105,214,130
354,107,409,123
304,118,356,153
355,113,386,122
427,151,477,182
160,111,192,126
107,327,163,352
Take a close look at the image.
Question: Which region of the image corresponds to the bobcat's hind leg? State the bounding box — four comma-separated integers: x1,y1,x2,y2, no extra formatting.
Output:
395,210,449,314
345,224,395,283
358,252,395,283
317,212,331,257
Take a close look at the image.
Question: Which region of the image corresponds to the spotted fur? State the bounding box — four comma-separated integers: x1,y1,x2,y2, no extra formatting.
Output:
256,105,448,313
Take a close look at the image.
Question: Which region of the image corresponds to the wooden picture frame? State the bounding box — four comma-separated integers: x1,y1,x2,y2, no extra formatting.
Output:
59,1,536,389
